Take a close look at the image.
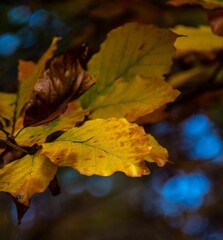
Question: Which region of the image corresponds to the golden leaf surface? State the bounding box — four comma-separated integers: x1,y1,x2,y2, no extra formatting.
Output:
0,92,16,123
15,101,89,147
145,134,169,167
42,118,151,177
168,0,223,9
0,151,57,206
81,22,178,108
88,76,180,122
16,37,61,121
172,25,223,56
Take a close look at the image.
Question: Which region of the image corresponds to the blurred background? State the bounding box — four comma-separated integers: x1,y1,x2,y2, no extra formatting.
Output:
1,0,223,239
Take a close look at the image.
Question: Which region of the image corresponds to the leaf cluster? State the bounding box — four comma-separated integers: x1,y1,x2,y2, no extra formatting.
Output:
0,22,179,222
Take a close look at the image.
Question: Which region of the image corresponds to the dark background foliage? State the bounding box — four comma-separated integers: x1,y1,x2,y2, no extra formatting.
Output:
1,1,223,240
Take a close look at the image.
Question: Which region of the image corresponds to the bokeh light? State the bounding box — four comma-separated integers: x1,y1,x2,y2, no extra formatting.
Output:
0,33,20,56
17,27,37,48
28,9,49,29
180,113,223,161
7,5,31,25
86,176,113,197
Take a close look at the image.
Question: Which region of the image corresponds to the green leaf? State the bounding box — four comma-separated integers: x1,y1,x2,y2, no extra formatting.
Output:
0,151,57,206
88,76,180,122
16,37,61,121
42,118,151,177
81,22,178,108
15,101,89,147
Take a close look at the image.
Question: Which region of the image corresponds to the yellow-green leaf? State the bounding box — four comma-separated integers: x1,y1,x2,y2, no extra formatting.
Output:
81,22,178,107
168,0,223,9
145,134,169,167
88,76,180,122
168,64,218,88
16,37,60,120
0,151,57,206
15,101,89,147
172,25,223,56
42,118,151,177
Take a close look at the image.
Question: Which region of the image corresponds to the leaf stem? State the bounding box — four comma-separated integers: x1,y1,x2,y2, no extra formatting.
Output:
0,128,10,137
0,138,29,154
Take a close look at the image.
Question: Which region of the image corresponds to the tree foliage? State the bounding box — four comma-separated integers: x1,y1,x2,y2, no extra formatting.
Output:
0,22,180,222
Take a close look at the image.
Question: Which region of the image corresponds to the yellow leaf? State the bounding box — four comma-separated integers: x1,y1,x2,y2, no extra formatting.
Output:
81,22,178,107
0,151,57,206
88,76,180,122
168,0,223,9
16,37,61,121
145,134,169,167
0,92,16,123
172,25,223,56
42,118,151,177
15,101,89,147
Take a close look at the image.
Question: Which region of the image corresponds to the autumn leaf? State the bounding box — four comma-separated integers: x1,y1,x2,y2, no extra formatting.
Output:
0,92,16,137
42,118,151,177
172,25,223,56
23,51,94,127
88,76,179,122
208,10,223,36
168,64,218,88
15,101,89,147
168,0,223,9
0,92,16,126
81,22,179,120
0,151,57,206
18,60,36,82
16,37,61,123
145,134,169,167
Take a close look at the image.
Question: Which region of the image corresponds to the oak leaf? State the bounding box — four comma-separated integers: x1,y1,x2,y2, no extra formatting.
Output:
42,118,151,177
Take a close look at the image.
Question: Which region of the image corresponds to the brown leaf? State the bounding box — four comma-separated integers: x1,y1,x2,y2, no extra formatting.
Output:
23,51,95,127
208,10,223,36
18,60,36,82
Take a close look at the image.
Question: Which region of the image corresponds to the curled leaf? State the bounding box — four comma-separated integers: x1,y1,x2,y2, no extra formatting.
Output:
23,52,94,127
16,37,61,121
